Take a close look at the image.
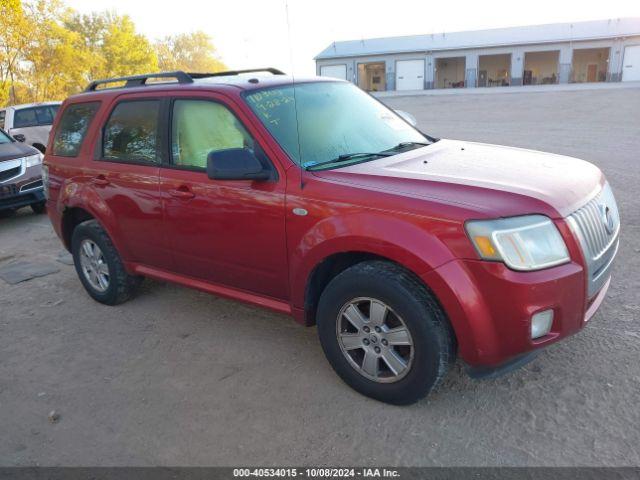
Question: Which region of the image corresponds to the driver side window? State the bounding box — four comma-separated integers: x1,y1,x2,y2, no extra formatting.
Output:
171,99,255,169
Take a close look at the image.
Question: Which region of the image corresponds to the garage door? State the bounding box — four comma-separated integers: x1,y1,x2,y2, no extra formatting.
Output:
622,45,640,82
320,65,347,80
396,60,425,91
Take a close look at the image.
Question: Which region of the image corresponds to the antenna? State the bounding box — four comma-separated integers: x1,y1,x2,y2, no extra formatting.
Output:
284,0,305,190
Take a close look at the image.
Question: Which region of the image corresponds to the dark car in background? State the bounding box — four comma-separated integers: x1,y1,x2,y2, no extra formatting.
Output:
0,128,46,216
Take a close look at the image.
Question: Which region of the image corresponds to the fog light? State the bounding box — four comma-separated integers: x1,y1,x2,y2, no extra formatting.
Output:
531,310,553,339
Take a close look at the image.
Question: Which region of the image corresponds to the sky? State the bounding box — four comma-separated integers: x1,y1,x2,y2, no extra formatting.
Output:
65,0,640,75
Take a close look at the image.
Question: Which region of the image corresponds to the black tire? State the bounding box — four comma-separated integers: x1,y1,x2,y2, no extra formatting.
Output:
71,219,143,305
31,201,46,214
316,260,455,405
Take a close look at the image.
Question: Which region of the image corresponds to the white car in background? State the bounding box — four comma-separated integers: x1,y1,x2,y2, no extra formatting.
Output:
0,102,61,153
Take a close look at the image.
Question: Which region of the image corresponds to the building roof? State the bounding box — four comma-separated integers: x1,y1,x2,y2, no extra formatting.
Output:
315,17,640,60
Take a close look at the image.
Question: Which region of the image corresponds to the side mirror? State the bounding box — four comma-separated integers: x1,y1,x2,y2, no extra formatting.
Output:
394,110,418,127
13,134,26,142
207,148,271,181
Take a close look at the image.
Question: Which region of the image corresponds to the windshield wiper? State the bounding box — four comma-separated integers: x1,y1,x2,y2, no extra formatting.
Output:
305,152,393,170
382,141,431,153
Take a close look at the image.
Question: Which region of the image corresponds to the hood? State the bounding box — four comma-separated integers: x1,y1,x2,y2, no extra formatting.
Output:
0,140,39,162
312,139,603,218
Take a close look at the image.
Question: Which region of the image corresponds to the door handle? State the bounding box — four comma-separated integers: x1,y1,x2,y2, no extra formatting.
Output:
168,186,195,199
91,175,110,186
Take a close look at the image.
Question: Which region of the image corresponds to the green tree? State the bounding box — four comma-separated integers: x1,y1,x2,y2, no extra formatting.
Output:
65,11,157,80
1,1,226,106
0,0,30,104
64,11,111,80
101,15,157,78
21,0,92,101
155,31,226,73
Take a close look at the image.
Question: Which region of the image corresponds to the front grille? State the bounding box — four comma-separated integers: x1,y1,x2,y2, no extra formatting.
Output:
0,165,21,182
568,182,620,297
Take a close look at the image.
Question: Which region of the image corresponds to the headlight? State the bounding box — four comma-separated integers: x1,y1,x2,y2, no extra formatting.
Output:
25,153,43,167
465,215,570,271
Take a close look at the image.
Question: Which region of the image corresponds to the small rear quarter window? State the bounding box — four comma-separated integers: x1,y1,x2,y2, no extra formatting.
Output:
52,102,101,157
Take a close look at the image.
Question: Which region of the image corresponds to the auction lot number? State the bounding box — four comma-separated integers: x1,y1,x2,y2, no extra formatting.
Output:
234,468,399,478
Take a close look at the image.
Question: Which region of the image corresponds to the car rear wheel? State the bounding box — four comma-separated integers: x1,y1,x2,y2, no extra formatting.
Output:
71,219,143,305
316,260,455,405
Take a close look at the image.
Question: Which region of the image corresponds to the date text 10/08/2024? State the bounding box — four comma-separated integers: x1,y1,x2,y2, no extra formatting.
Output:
232,468,400,478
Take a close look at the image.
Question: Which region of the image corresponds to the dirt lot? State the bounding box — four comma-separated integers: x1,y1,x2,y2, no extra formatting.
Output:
1,86,639,466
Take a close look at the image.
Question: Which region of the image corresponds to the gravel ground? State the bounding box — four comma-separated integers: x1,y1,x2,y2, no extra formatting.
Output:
0,86,639,467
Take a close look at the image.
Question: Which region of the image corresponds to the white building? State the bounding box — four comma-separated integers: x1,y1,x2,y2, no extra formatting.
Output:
315,18,640,91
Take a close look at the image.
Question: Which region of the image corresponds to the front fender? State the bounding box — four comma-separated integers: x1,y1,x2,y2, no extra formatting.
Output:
289,211,460,309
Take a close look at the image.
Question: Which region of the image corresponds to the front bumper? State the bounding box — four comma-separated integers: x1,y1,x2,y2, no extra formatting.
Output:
0,184,45,210
0,162,44,211
422,256,611,369
466,350,540,380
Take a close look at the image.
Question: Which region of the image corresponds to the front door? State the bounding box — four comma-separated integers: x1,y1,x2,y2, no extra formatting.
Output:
159,96,288,300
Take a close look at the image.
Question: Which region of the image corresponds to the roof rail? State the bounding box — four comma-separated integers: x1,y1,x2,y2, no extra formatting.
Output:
188,68,286,78
84,71,194,92
84,68,286,92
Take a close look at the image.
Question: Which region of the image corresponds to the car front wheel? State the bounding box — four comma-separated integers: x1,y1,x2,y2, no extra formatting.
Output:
316,261,455,405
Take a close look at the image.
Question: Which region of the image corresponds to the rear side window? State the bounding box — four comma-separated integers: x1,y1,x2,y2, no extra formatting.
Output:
0,110,5,129
102,100,160,164
52,102,101,157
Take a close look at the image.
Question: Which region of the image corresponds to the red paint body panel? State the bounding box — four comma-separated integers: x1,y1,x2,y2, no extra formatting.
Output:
44,77,614,370
422,259,586,366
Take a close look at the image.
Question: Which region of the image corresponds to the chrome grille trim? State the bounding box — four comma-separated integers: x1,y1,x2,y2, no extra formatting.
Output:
0,157,25,184
567,182,620,297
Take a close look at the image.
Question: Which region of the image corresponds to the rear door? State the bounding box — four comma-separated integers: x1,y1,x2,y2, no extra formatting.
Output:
85,94,169,269
158,93,289,300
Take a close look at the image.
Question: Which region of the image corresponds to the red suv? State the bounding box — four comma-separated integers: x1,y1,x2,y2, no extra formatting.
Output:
44,69,620,404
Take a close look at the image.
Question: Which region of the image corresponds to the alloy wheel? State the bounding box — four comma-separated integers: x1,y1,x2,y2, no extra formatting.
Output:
336,297,414,383
78,239,110,293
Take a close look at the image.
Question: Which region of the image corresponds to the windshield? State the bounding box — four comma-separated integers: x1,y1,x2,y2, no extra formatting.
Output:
0,129,12,144
244,81,428,169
